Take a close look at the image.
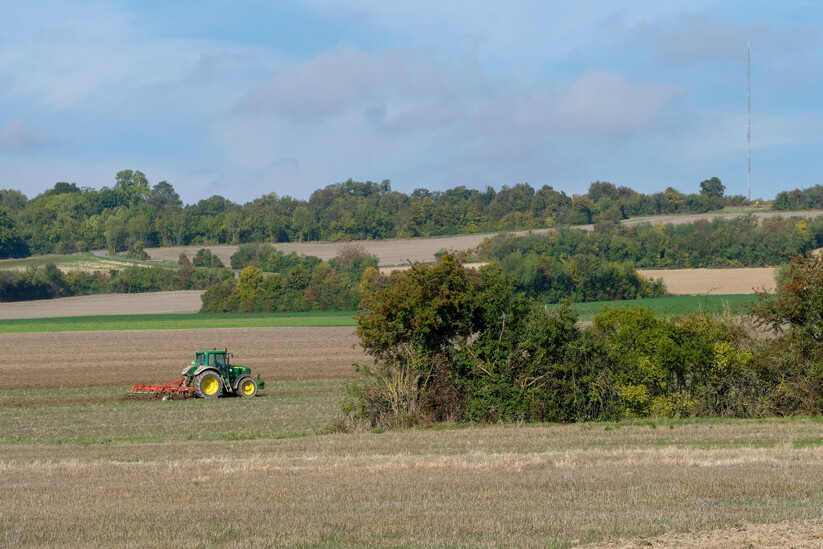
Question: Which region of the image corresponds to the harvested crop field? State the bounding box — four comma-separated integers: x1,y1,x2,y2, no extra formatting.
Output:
3,327,823,547
145,233,496,267
637,267,777,295
0,290,205,319
3,418,823,547
3,326,365,390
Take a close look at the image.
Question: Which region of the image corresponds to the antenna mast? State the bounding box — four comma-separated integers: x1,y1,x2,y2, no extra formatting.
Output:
747,41,751,202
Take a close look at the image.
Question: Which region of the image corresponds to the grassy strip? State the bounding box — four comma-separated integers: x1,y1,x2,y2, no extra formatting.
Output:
0,379,348,445
567,293,759,322
0,311,358,332
0,252,142,270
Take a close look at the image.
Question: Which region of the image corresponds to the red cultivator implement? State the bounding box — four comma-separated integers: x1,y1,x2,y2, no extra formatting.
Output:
129,378,197,400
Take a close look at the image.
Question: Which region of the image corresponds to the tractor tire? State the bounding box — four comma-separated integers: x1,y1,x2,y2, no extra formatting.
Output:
195,371,224,399
236,376,258,398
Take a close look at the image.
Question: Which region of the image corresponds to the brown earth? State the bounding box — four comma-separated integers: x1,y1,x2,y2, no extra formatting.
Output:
0,290,205,319
638,267,777,295
3,327,366,390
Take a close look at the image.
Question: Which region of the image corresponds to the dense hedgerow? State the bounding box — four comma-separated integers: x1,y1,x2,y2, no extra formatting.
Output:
345,254,823,429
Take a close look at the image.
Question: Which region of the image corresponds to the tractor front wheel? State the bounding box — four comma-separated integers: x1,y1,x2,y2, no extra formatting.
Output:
236,376,258,398
196,371,224,399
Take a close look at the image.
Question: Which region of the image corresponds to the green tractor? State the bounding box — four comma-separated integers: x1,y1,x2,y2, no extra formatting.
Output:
181,349,265,399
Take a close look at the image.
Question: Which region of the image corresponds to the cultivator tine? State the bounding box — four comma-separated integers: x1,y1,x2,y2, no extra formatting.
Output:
129,378,197,399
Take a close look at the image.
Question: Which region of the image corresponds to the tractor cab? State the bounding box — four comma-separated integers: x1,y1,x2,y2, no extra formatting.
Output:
195,350,229,374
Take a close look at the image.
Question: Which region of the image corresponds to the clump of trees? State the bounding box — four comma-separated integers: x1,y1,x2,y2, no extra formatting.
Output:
200,243,378,312
344,254,823,429
773,185,823,211
0,250,227,302
0,261,225,303
482,215,823,272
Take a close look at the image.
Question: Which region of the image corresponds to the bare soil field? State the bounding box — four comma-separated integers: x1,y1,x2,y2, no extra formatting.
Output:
3,326,366,389
638,267,777,295
0,290,205,319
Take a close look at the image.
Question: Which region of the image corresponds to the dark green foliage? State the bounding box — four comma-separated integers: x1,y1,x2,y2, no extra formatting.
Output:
2,172,753,256
357,254,480,358
773,184,823,210
350,256,589,427
699,176,725,211
753,254,823,346
0,208,29,259
348,255,823,429
484,215,822,271
193,248,224,268
202,245,377,313
492,237,665,302
126,241,149,260
0,262,224,302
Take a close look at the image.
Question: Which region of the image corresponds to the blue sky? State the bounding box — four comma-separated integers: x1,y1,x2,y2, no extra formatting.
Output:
1,1,820,205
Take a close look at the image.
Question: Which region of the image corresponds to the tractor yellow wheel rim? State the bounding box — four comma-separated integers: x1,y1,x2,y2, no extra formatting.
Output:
241,380,255,396
202,376,219,395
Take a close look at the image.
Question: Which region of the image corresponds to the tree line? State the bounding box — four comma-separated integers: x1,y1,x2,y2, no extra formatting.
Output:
0,253,226,302
479,215,823,300
0,171,749,259
344,254,823,428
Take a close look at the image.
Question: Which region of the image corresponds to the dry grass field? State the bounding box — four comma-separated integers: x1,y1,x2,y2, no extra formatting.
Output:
3,414,823,547
2,327,823,547
637,267,777,295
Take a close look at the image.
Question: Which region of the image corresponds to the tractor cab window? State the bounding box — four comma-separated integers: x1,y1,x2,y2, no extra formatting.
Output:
196,354,207,367
214,354,226,368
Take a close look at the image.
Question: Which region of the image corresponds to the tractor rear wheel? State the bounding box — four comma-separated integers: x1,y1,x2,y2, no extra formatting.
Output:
196,371,224,399
236,376,258,398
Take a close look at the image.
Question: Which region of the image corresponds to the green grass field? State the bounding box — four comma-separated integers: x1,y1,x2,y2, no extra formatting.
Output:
0,311,359,333
568,293,758,322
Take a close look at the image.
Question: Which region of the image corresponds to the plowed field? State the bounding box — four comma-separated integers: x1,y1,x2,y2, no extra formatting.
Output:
4,327,366,390
0,290,204,319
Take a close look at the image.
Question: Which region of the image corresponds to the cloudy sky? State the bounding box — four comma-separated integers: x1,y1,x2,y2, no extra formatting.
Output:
1,1,820,204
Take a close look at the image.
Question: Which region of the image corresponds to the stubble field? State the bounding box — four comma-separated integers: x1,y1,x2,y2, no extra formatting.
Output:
3,325,823,547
